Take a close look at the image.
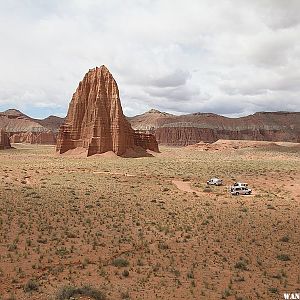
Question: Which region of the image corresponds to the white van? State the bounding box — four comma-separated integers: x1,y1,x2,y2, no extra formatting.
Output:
230,186,252,195
207,178,223,186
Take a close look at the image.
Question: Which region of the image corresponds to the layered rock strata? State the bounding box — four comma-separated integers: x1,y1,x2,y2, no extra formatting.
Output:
10,131,56,144
130,111,300,145
134,132,159,152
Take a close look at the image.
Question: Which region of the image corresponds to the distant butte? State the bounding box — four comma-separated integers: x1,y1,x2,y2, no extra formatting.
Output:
56,66,159,156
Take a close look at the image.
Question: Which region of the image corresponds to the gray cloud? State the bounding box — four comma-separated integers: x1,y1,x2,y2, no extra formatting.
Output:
150,70,190,88
0,0,299,118
254,0,300,30
145,84,200,102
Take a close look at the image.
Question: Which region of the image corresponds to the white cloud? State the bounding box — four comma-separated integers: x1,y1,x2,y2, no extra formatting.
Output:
0,0,299,118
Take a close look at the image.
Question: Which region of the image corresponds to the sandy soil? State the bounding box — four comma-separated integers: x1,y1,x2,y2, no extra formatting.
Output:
187,139,300,152
172,180,200,194
0,142,299,300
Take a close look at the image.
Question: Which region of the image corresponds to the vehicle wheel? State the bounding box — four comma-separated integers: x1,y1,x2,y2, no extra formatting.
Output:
236,192,239,195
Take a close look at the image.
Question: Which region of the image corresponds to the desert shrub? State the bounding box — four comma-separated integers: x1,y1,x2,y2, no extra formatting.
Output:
279,236,289,242
122,270,129,277
277,254,290,261
56,285,106,300
240,207,248,213
7,293,16,300
203,186,212,193
234,260,248,270
121,291,130,299
158,241,169,250
222,288,231,298
267,204,275,210
8,243,17,252
24,279,39,292
55,247,69,257
268,287,278,294
112,258,129,268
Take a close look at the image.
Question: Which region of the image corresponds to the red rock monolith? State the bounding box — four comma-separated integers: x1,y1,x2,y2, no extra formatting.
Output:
56,66,158,156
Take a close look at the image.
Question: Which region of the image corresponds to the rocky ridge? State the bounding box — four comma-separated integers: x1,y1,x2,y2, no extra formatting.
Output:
0,109,64,145
129,110,300,145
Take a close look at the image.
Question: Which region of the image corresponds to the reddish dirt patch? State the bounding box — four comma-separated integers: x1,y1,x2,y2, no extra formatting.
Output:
172,180,202,195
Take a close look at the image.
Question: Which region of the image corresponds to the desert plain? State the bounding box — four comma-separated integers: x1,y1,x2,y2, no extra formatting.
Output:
0,141,299,300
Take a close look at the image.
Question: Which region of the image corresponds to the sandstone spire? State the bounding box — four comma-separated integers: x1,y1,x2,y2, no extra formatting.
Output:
56,66,158,156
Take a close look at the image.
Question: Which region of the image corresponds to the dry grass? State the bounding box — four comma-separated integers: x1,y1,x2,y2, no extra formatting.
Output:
0,143,299,299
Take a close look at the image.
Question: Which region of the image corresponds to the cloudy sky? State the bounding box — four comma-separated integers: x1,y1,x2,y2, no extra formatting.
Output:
0,0,300,118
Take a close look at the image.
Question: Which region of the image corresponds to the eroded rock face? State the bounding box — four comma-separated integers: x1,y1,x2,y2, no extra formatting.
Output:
57,66,158,156
134,132,159,152
10,131,56,145
0,129,11,149
155,127,300,146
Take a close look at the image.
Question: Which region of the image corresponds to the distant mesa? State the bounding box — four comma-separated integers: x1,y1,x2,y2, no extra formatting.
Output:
56,65,159,157
129,110,300,145
0,129,11,149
